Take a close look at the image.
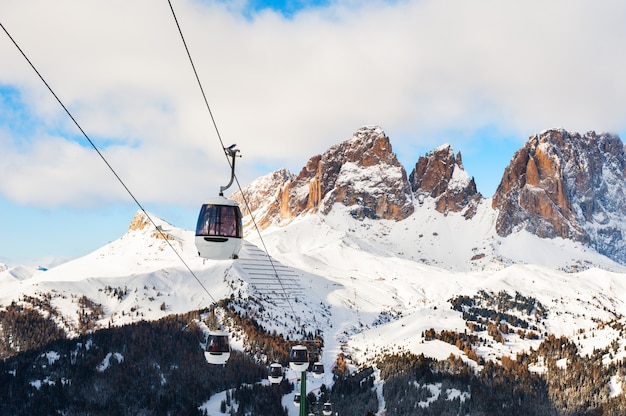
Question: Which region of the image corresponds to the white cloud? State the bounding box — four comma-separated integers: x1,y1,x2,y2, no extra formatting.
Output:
1,0,626,208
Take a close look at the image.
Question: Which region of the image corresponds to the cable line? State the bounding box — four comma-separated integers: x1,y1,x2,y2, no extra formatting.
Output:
167,0,300,323
0,19,218,306
3,4,303,343
166,0,227,156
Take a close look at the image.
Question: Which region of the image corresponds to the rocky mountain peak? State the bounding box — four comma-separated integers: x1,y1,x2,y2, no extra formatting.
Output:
493,128,626,263
128,211,152,232
313,126,414,220
234,168,295,229
347,125,396,167
127,211,175,241
409,144,481,217
233,125,626,266
234,126,414,228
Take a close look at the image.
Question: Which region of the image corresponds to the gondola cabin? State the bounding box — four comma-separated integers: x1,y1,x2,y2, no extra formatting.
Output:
293,394,301,407
268,363,284,384
195,196,243,260
289,345,309,372
322,402,333,415
312,361,324,378
204,330,230,365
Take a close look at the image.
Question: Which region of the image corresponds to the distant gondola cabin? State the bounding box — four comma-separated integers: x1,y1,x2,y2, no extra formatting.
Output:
268,363,284,384
204,330,230,365
312,362,324,378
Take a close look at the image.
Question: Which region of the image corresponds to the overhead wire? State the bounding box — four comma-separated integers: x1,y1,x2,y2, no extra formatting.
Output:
1,4,300,334
167,0,300,324
0,19,219,307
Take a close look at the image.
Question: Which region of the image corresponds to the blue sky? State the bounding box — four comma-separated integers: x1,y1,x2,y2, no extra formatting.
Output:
1,0,626,266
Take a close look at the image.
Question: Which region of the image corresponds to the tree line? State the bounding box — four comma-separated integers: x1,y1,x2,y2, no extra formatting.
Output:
3,291,626,414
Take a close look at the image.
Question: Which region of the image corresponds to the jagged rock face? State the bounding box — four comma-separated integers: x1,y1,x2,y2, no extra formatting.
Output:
409,144,481,218
128,211,151,232
235,126,414,228
128,211,174,240
286,126,414,221
232,168,294,229
493,129,626,263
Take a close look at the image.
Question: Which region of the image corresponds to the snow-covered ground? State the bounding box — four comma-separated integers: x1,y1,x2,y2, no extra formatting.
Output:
2,200,626,415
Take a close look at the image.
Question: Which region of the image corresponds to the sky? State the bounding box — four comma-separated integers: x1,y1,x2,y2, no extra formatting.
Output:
1,0,626,267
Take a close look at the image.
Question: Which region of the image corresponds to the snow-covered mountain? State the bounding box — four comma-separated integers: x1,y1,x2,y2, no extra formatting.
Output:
493,129,626,265
234,125,414,226
2,203,626,413
4,125,626,414
235,125,626,267
408,142,481,217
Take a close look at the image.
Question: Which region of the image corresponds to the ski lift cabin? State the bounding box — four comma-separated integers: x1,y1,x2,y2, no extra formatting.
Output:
289,345,309,372
204,330,230,365
195,144,243,260
312,361,324,378
293,393,301,407
195,197,242,259
268,362,284,384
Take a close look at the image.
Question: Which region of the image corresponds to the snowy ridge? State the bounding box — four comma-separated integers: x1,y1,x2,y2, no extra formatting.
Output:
2,202,624,336
249,204,626,362
4,205,626,413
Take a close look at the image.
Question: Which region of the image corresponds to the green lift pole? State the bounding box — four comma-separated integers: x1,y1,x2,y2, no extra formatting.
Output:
299,370,307,416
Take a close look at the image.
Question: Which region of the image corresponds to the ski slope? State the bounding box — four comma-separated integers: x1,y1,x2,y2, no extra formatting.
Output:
2,202,626,414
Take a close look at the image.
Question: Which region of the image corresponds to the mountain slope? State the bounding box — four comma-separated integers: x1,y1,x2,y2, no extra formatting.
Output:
3,206,626,414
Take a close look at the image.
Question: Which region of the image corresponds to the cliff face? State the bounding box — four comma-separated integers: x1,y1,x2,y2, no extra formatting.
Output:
234,126,414,224
492,129,626,263
234,168,294,229
409,144,481,218
311,126,414,221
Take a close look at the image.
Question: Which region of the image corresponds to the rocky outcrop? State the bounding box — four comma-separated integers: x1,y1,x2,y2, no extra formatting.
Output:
283,126,414,221
409,144,481,218
128,211,153,232
128,211,174,240
493,129,626,263
234,126,414,228
233,168,294,229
